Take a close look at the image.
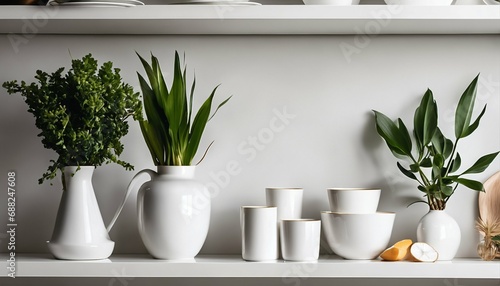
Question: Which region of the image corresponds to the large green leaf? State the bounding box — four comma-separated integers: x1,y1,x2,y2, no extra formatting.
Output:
136,52,159,99
397,118,413,156
431,128,445,155
455,75,479,139
165,51,186,137
414,89,438,147
373,110,412,156
397,162,417,180
151,54,169,109
185,87,218,164
454,178,484,191
139,120,164,165
461,152,500,175
461,105,487,138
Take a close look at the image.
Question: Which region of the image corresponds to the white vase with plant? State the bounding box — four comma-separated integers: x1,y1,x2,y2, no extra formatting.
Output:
121,51,231,260
373,75,499,260
3,54,143,260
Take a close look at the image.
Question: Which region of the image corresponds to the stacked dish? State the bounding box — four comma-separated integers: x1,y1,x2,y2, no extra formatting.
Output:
47,0,144,7
169,0,261,5
321,188,395,260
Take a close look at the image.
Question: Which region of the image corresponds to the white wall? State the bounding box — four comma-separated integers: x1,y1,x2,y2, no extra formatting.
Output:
0,35,499,261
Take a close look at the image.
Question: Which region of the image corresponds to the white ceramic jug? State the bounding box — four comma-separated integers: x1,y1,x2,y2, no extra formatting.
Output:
108,166,210,260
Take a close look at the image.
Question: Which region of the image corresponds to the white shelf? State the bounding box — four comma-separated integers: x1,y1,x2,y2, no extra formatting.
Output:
1,254,499,278
0,5,499,35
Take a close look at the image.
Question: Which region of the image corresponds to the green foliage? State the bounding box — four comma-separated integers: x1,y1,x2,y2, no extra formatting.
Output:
3,54,143,184
373,75,499,210
136,51,231,166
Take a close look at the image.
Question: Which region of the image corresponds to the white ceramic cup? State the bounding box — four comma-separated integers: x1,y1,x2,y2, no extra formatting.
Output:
265,188,303,221
240,206,278,261
280,219,321,261
326,188,381,214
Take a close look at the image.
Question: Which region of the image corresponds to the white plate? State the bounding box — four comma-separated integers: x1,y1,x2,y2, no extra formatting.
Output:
483,0,499,4
303,0,354,5
49,0,143,6
56,0,144,4
385,0,452,4
175,0,249,2
170,1,260,4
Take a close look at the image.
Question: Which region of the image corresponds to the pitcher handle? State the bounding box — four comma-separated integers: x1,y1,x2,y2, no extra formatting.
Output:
106,169,157,233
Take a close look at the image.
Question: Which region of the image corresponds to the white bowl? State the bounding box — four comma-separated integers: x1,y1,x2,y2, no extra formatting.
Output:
303,0,356,5
327,188,381,214
321,211,395,260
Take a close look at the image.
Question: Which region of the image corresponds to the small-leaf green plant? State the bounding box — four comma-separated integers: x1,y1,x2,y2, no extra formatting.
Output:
373,75,499,210
136,51,231,166
3,54,143,184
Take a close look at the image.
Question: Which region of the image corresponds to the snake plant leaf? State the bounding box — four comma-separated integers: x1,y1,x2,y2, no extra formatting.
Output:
461,152,500,175
188,75,196,126
139,120,164,165
455,74,479,139
166,51,186,138
151,55,169,102
397,162,418,180
209,95,233,121
138,73,157,121
185,86,219,165
373,110,411,156
414,89,438,147
137,52,159,99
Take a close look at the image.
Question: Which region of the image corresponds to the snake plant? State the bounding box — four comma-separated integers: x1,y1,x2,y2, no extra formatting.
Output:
136,51,231,166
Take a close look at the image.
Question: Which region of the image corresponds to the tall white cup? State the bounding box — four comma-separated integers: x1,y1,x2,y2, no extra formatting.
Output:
265,188,303,221
240,206,278,261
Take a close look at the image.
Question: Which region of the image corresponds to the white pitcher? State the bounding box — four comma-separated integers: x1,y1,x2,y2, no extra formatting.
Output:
109,165,210,260
47,166,114,260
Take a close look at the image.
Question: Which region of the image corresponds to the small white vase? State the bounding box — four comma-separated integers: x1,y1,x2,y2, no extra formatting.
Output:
47,166,114,260
131,166,210,260
417,210,461,260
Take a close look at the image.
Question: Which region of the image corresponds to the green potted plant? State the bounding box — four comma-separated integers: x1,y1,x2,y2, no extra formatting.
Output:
373,74,499,260
125,51,231,259
3,54,142,260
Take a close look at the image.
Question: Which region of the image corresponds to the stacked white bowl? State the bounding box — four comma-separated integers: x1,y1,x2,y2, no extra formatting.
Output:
321,188,395,260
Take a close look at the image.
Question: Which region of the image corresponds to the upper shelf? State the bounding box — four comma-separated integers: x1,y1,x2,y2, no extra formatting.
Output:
0,5,499,35
1,254,500,278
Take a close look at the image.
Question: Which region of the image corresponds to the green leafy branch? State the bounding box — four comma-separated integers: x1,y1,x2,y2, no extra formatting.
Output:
3,54,143,184
373,75,499,210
